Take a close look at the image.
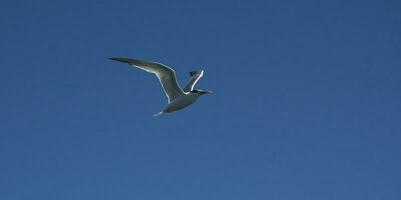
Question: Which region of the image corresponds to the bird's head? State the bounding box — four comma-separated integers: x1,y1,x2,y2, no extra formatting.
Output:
191,89,213,95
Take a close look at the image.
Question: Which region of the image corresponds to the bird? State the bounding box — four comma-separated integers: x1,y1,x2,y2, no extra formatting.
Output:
110,57,212,116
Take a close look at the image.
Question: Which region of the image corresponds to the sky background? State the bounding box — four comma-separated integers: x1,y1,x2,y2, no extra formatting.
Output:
1,0,400,199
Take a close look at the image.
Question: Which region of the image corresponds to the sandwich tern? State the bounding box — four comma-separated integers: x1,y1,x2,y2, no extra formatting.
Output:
110,58,212,116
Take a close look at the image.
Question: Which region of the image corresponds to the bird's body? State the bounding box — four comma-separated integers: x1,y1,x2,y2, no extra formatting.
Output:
164,92,201,112
110,57,212,116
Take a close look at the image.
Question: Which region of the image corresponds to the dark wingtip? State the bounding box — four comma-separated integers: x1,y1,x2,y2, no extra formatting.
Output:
110,57,130,63
189,71,197,76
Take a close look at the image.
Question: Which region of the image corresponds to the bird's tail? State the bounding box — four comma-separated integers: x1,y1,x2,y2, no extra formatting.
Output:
153,111,164,117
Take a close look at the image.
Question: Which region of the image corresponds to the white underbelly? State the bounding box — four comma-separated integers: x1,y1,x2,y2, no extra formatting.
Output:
164,94,199,112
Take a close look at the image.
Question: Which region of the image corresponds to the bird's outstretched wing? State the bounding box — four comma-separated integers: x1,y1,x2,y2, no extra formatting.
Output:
183,70,204,92
110,58,185,102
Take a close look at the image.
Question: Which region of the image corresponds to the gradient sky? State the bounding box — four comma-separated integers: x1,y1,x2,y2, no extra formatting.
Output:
1,0,400,199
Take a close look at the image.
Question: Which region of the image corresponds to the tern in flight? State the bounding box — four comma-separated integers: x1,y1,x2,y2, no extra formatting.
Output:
110,58,212,116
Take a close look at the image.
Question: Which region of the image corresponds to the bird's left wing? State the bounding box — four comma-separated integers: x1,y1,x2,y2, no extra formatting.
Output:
183,70,204,92
110,58,185,102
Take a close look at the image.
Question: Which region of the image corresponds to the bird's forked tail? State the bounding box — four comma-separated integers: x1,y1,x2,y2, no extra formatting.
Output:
153,111,164,117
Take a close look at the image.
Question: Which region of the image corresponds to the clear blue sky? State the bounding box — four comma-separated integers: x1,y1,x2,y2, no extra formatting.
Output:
1,0,400,199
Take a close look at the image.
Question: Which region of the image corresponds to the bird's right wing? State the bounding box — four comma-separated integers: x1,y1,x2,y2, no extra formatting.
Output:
110,58,185,102
183,70,204,92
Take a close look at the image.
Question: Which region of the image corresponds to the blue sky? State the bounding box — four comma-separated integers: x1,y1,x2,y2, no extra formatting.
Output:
1,0,400,199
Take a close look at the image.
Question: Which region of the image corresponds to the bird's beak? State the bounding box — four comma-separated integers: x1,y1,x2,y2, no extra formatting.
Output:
204,90,213,94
